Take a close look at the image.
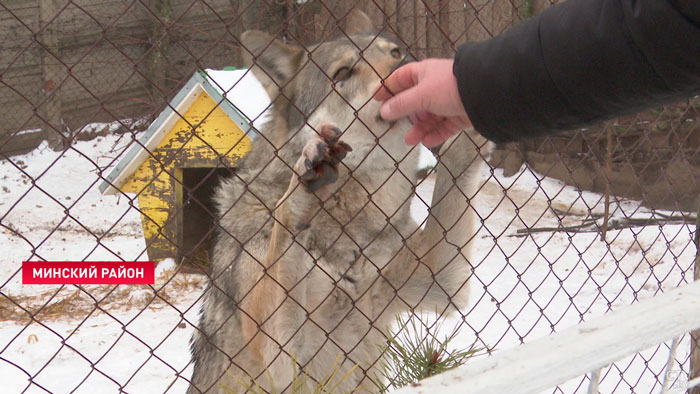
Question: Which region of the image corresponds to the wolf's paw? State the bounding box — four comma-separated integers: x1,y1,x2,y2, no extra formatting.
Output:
296,124,352,194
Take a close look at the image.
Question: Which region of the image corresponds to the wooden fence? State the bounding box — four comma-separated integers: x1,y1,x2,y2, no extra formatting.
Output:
0,0,527,155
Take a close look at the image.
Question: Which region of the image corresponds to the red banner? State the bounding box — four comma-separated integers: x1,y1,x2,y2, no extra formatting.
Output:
22,261,155,285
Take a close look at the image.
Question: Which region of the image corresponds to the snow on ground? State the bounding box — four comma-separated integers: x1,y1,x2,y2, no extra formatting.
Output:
0,130,205,393
0,133,148,298
0,129,695,393
409,164,695,393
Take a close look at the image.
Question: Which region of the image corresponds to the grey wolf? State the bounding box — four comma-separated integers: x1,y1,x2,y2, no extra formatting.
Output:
188,12,490,394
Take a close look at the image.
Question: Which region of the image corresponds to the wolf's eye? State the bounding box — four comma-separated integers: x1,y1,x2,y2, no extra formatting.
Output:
332,66,353,82
390,48,401,59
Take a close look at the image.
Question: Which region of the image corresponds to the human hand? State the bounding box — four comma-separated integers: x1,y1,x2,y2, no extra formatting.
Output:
374,58,472,148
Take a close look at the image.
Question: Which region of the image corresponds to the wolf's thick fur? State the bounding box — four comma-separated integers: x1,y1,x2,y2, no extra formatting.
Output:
188,18,491,394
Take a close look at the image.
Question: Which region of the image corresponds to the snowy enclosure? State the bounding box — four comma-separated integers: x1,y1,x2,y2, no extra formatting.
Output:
0,126,696,392
396,280,700,394
1,0,699,393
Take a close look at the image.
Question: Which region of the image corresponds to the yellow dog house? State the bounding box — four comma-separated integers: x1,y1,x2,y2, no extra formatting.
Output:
99,68,269,264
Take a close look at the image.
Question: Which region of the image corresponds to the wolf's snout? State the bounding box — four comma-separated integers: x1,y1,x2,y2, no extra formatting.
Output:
375,112,396,127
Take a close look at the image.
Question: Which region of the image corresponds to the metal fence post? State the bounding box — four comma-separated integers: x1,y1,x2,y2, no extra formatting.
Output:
690,201,700,394
38,0,65,150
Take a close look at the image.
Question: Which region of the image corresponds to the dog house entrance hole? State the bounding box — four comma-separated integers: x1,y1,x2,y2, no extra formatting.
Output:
181,167,230,268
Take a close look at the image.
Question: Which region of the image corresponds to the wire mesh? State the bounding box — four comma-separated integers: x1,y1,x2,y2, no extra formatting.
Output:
0,0,698,393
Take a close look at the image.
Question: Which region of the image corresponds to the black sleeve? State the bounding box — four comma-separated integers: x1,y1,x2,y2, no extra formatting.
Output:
453,0,700,144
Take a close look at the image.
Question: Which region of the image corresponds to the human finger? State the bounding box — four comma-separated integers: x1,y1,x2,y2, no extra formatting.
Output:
373,83,394,102
379,85,428,121
420,119,464,148
405,113,442,145
421,127,455,148
373,62,420,102
404,124,429,146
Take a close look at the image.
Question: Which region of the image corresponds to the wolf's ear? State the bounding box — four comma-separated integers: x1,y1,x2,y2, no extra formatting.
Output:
343,9,375,35
240,30,303,95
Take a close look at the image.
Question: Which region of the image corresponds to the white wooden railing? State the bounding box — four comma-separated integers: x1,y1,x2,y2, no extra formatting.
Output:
395,281,700,394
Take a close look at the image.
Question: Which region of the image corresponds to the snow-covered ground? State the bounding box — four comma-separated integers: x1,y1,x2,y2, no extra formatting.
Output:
430,163,695,393
0,129,695,393
0,131,206,393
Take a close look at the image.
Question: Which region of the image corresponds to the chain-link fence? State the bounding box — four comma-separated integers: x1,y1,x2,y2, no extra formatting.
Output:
1,0,699,393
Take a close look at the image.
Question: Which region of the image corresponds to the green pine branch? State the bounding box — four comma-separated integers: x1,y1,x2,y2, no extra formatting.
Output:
223,313,484,393
374,313,484,393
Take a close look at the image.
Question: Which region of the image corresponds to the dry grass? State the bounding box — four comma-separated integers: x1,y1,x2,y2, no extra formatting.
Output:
0,263,205,324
